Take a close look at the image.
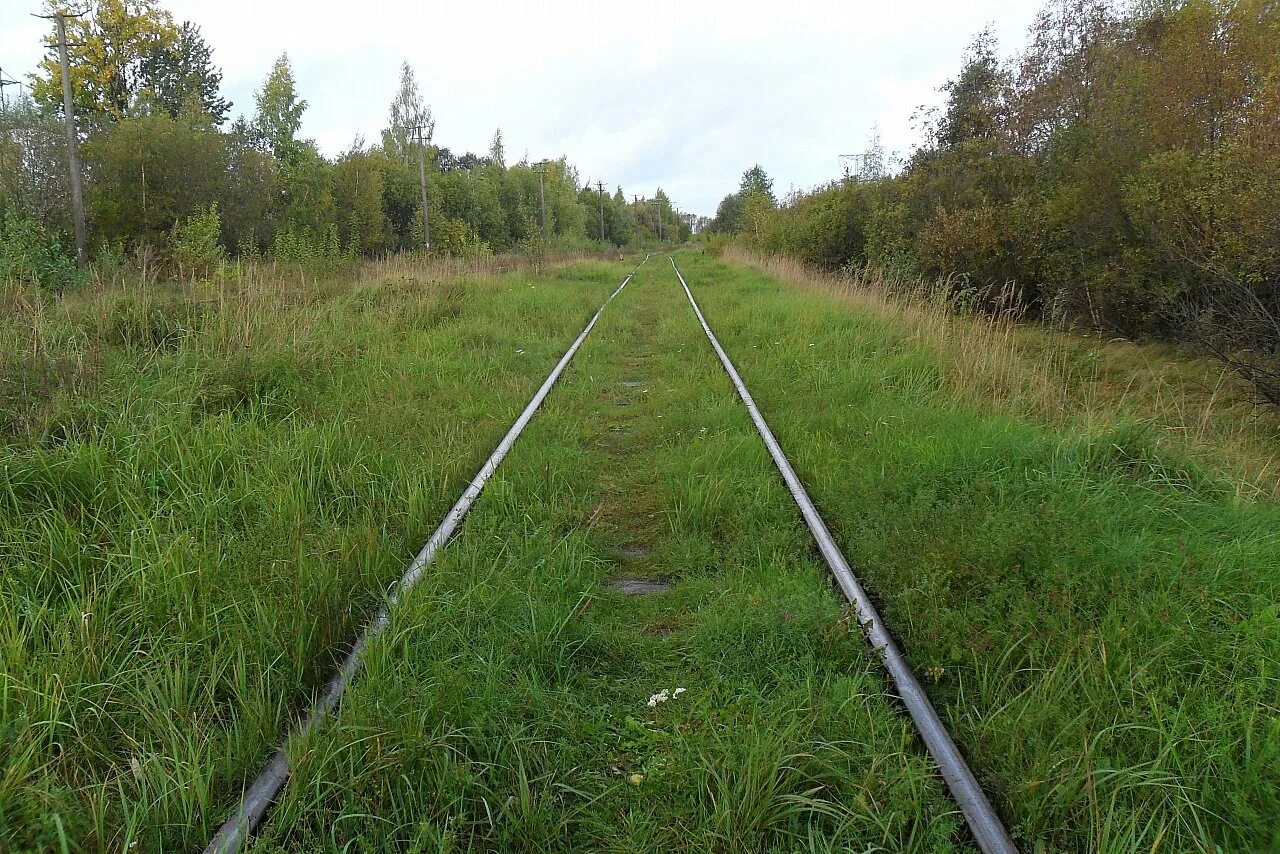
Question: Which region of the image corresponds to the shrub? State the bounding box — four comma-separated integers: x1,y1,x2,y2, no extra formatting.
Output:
169,204,227,279
272,222,341,264
0,211,82,291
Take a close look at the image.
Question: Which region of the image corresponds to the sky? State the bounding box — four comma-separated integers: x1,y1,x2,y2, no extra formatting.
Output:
0,0,1045,216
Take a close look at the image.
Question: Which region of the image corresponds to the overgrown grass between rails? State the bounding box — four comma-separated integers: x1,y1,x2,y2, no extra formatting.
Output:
247,258,969,852
0,254,636,849
723,246,1280,500
682,250,1280,852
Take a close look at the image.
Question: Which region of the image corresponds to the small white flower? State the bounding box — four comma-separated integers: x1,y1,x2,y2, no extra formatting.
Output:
647,687,687,707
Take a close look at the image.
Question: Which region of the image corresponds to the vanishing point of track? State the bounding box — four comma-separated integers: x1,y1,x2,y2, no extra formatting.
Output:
206,254,1017,853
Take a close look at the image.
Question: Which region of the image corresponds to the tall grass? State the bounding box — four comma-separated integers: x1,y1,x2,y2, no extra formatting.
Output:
5,248,1275,850
248,259,966,851
0,252,633,849
689,250,1280,851
725,246,1280,500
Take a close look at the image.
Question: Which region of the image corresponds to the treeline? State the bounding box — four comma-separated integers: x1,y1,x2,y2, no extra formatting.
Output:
712,0,1280,403
0,0,690,288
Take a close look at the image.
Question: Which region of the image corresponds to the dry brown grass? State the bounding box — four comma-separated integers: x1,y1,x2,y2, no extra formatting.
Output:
725,246,1280,499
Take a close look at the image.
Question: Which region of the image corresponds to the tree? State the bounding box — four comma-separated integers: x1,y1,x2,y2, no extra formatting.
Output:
31,0,179,120
382,61,432,165
709,192,745,233
607,187,632,245
739,165,775,203
488,128,505,169
139,22,231,125
0,94,70,231
83,113,229,245
333,141,388,254
857,125,887,181
937,28,1007,148
254,53,307,164
221,120,278,253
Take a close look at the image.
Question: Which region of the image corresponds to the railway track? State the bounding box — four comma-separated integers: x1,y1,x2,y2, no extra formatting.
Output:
206,253,1015,852
670,255,1015,854
204,256,652,853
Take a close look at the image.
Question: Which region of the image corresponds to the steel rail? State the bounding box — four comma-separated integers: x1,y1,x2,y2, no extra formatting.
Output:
205,256,650,854
669,255,1017,854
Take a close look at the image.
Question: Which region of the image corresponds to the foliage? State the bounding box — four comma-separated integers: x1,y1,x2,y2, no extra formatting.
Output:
83,112,228,245
381,61,432,164
138,21,231,124
168,203,225,278
333,144,389,254
0,96,69,230
717,0,1280,402
738,163,775,203
488,127,505,168
10,7,690,274
0,210,80,290
31,0,179,120
272,221,340,263
708,165,776,233
253,53,307,164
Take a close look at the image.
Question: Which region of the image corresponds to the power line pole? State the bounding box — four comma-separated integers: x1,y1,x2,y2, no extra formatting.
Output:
0,67,21,111
839,154,861,182
597,179,605,244
411,125,431,251
37,10,88,268
654,198,663,243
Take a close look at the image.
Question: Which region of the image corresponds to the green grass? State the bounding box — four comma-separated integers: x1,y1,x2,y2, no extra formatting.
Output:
250,258,964,852
2,249,1276,851
673,251,1280,852
0,256,637,849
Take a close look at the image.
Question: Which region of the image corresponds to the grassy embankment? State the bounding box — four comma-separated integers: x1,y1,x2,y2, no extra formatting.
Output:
0,253,636,849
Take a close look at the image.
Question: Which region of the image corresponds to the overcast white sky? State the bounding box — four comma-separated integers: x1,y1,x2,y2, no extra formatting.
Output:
1,0,1044,215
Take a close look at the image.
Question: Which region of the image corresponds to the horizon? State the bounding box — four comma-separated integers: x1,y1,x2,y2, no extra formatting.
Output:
0,0,1043,215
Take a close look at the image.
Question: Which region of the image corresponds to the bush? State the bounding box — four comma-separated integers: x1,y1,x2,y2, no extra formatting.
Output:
169,204,227,279
0,211,82,291
272,222,341,264
431,217,491,258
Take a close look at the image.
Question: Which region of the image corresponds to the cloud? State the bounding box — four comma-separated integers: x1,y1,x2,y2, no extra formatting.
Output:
1,0,1045,213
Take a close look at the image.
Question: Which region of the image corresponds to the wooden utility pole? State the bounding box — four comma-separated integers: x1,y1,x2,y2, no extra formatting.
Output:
0,68,21,111
412,125,431,250
38,11,88,267
597,180,605,244
839,154,861,182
